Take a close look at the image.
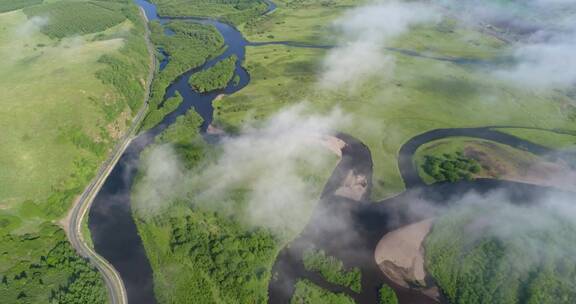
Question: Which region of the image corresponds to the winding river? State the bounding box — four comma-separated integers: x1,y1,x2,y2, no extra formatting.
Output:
88,1,260,303
87,1,575,303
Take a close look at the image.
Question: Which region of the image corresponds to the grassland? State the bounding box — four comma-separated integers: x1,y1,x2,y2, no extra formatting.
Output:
0,0,42,13
0,0,150,302
151,0,269,25
214,0,576,199
494,128,576,150
24,1,127,39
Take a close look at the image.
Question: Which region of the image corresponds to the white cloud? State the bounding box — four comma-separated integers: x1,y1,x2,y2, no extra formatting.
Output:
319,0,440,90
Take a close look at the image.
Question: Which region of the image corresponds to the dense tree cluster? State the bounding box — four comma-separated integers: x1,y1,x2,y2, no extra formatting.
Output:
302,248,362,293
137,206,278,303
291,279,355,304
379,285,398,304
421,151,481,182
189,55,238,93
425,205,576,304
0,224,106,303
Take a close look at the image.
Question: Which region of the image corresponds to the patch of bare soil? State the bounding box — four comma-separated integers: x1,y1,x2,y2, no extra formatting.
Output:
464,143,576,192
374,218,440,300
334,170,368,201
206,123,225,135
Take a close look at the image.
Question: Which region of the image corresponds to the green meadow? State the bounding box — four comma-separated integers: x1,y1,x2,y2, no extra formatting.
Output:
151,0,269,25
0,0,150,302
214,0,576,199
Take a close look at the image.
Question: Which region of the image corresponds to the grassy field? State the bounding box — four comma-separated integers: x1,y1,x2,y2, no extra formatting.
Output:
0,0,150,302
151,0,269,24
214,0,576,199
241,0,355,44
0,0,42,13
495,128,576,150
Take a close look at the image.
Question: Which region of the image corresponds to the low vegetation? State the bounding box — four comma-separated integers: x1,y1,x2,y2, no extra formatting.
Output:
0,0,42,13
290,279,355,304
425,204,576,304
24,1,127,39
421,152,481,183
302,248,361,293
379,285,398,304
189,55,237,93
151,0,269,25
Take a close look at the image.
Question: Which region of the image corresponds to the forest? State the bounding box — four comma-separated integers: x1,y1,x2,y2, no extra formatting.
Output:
189,55,238,93
134,110,280,303
379,285,398,304
0,224,106,303
421,151,481,182
425,203,576,304
302,248,362,293
0,0,150,303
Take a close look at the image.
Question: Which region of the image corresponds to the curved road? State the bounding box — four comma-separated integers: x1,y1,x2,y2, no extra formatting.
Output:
65,7,156,304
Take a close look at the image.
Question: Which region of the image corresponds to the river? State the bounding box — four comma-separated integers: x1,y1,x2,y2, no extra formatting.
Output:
88,1,573,303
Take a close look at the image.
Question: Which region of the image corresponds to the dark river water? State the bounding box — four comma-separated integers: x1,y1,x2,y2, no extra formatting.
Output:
88,1,574,303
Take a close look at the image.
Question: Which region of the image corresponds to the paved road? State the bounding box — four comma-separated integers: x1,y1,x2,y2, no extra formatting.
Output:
65,7,156,304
